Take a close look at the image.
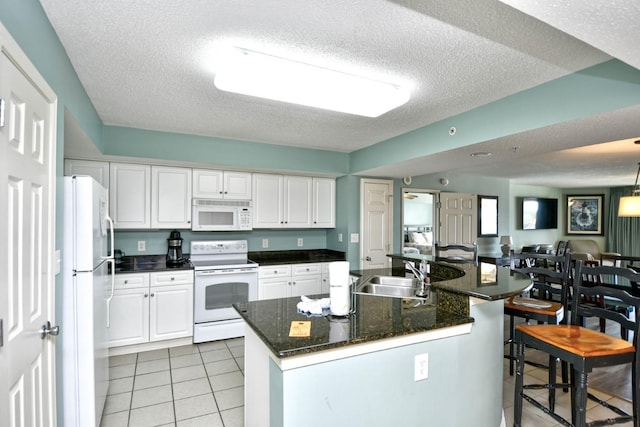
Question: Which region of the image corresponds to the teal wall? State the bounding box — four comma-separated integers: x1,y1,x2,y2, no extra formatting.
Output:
350,60,640,175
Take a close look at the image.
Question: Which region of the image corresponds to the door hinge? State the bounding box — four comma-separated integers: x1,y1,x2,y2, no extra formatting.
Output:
0,98,5,128
0,318,3,347
435,201,442,209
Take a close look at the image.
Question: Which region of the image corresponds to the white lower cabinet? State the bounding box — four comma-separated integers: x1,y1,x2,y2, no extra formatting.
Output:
109,271,193,348
258,263,324,300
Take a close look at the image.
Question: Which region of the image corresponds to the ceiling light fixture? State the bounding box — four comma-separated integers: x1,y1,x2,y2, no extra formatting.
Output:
470,152,492,157
214,47,410,118
618,162,640,217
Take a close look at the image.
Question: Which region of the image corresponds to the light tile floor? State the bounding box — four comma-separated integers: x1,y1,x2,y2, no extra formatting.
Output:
101,337,633,427
100,338,245,427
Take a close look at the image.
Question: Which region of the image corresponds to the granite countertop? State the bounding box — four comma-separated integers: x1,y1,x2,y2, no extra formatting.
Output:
385,253,532,301
234,293,473,358
249,249,345,266
114,254,193,274
236,257,531,358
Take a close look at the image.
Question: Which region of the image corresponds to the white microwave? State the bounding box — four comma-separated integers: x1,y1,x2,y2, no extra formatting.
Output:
191,199,253,231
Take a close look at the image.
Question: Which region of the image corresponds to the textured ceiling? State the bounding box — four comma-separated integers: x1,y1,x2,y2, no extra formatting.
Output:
41,0,640,187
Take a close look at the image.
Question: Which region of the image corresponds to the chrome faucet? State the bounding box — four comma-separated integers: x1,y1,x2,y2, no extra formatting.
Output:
404,261,429,298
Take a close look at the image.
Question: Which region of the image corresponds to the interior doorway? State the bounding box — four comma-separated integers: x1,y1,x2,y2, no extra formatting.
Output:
401,189,437,256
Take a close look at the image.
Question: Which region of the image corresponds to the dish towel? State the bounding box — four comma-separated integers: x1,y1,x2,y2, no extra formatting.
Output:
296,295,331,316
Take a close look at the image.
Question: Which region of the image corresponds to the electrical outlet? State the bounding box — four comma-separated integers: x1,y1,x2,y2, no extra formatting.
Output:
350,233,359,243
262,239,269,248
414,353,429,381
137,241,146,252
338,233,343,242
297,238,303,247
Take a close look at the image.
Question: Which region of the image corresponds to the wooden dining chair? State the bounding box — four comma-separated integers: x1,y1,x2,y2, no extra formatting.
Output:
434,242,478,265
503,250,571,410
513,261,640,427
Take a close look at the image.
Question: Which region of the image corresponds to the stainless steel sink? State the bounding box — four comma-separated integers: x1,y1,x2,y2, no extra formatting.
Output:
353,275,428,299
367,276,416,287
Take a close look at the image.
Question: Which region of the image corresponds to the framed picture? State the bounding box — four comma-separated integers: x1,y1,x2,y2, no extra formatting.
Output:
566,195,604,235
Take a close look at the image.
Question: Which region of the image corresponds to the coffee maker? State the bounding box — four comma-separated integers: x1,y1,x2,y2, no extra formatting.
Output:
166,230,184,265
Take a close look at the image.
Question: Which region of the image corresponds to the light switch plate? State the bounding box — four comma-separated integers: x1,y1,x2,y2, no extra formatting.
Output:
350,233,359,243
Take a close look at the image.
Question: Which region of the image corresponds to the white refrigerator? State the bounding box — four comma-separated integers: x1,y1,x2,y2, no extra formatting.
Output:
62,176,114,427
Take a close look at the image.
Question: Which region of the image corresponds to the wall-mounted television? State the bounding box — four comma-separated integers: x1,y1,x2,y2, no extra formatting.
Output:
521,197,558,230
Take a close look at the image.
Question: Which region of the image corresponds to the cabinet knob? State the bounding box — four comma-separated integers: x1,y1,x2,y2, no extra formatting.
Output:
124,280,128,284
150,293,155,297
292,281,296,285
144,293,149,297
170,277,175,281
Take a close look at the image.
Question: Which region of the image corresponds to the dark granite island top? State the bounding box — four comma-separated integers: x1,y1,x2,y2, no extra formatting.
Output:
384,253,532,300
234,293,473,358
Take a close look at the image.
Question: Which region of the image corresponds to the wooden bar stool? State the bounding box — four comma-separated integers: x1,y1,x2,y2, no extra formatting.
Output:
503,250,571,410
513,261,640,427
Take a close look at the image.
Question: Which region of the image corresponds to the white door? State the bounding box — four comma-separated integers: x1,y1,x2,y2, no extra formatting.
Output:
439,192,477,246
0,25,58,427
361,179,393,269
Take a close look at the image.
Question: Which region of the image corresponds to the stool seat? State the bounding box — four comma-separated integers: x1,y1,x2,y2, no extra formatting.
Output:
516,324,635,358
505,296,563,320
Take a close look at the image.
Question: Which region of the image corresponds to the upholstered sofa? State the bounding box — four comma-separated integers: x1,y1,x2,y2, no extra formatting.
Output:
567,239,620,263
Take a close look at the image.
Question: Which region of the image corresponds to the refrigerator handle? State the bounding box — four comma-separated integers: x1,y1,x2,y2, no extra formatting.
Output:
106,258,115,328
106,214,115,258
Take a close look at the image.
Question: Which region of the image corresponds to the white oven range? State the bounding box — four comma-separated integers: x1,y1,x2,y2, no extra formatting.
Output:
191,240,258,343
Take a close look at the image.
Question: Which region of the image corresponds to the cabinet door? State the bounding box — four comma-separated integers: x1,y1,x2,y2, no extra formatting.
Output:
149,284,194,341
64,159,110,188
321,263,330,294
110,163,151,229
312,178,336,228
224,171,252,200
290,275,322,297
252,174,284,228
258,277,290,300
151,166,192,229
284,176,313,228
108,287,150,347
192,169,224,199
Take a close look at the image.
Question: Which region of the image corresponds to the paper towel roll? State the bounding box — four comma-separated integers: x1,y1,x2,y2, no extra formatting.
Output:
329,261,350,316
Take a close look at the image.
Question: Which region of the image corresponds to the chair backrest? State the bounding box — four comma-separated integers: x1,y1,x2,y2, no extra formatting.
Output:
572,261,640,347
555,240,569,256
434,243,478,264
509,251,572,316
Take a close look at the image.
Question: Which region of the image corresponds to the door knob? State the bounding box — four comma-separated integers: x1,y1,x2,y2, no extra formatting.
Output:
40,321,60,339
365,256,372,261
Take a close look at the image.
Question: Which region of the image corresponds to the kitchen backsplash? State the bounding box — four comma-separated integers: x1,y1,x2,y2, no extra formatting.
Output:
113,229,332,256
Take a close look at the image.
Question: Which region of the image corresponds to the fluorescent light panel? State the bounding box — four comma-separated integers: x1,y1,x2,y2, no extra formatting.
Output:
214,47,410,117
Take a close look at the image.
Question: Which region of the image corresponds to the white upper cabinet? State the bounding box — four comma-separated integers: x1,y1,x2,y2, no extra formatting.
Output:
110,163,151,229
151,166,192,229
64,159,110,188
252,174,284,228
253,173,334,229
312,177,336,228
192,169,252,200
283,176,313,228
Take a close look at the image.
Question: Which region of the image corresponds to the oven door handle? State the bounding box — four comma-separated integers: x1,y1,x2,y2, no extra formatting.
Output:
196,268,257,276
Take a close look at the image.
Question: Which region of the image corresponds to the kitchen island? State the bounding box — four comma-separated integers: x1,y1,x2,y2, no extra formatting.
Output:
236,257,530,427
